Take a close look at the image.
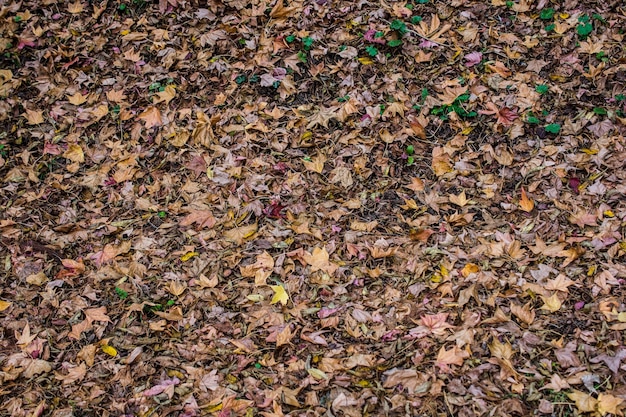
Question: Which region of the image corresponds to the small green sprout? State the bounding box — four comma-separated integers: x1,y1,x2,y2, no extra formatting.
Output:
115,287,128,299
365,45,379,57
545,123,561,134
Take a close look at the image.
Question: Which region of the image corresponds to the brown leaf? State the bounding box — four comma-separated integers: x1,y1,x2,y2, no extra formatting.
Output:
179,210,217,229
510,302,535,325
138,106,163,128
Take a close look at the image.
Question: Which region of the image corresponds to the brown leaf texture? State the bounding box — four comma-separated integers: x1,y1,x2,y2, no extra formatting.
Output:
4,0,626,414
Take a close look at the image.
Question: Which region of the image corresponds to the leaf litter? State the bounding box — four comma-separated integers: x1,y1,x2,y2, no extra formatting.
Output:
1,0,626,416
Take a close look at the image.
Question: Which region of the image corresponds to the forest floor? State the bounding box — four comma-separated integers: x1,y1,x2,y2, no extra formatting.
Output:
2,0,626,416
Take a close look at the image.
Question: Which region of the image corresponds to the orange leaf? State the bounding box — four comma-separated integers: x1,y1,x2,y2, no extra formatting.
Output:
138,106,163,129
519,187,534,212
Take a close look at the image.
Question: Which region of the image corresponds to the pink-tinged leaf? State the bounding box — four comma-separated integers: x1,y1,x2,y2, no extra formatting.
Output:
587,119,614,138
419,39,438,48
17,37,36,50
364,29,386,45
143,377,180,396
464,51,482,67
317,307,340,319
43,142,64,155
301,330,328,345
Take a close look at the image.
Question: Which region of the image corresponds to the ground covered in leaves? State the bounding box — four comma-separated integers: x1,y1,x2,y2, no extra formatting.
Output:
2,0,626,415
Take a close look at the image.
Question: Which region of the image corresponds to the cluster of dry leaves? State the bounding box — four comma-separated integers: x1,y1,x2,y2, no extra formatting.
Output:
2,0,626,415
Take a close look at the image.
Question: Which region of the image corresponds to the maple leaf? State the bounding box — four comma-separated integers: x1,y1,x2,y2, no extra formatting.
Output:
510,302,535,325
138,106,163,129
179,210,217,229
303,154,326,174
479,102,519,126
436,345,469,372
567,390,598,413
597,393,624,416
152,85,176,105
303,247,338,275
55,363,87,385
224,223,258,245
16,322,37,347
518,187,534,212
383,368,429,394
24,109,44,125
540,293,562,312
540,374,570,392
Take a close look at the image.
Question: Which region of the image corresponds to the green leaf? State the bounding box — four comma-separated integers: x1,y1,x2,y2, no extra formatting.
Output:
407,156,415,166
406,145,415,156
526,116,540,124
387,39,403,47
535,84,549,94
592,13,606,23
545,124,561,134
593,107,607,115
577,22,593,38
545,24,555,32
540,8,555,20
297,51,307,63
375,31,384,38
390,20,408,36
578,14,590,23
365,45,379,57
115,287,128,299
616,94,625,102
285,34,295,43
411,16,423,24
302,36,314,50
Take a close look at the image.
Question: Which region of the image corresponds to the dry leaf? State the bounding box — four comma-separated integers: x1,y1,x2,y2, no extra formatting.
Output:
519,187,534,212
224,223,258,245
138,106,163,128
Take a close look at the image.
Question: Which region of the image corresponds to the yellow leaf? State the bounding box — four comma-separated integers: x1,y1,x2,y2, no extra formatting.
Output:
270,285,289,305
581,148,598,155
246,294,264,302
0,300,12,311
461,263,480,277
180,251,198,262
519,187,534,212
101,344,118,357
63,144,85,163
540,293,562,313
358,57,374,65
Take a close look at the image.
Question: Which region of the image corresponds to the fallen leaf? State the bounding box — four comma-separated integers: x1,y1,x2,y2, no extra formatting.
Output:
519,187,534,212
270,285,289,305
